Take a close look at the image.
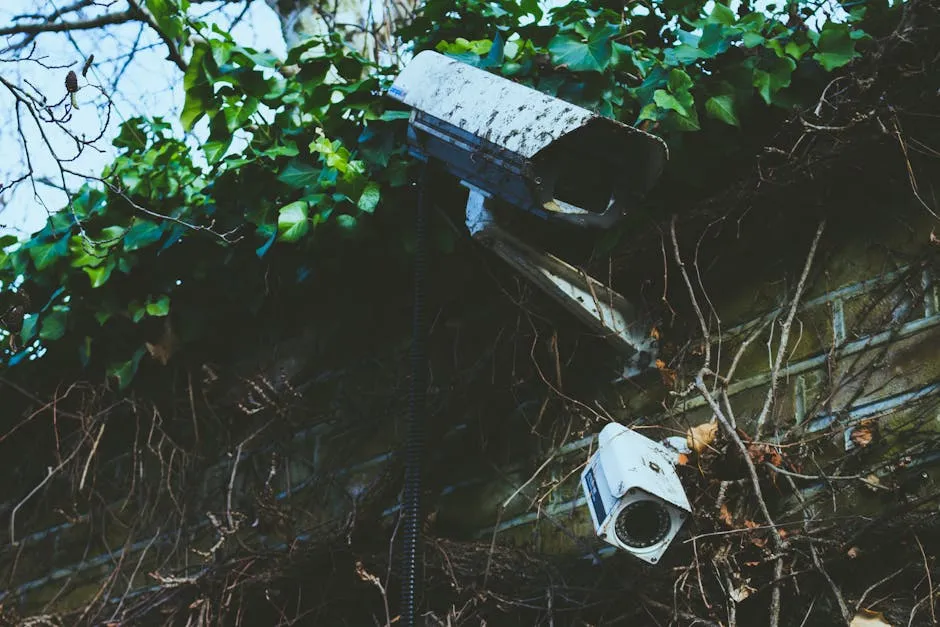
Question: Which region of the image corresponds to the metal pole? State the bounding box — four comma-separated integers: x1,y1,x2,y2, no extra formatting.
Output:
400,164,429,626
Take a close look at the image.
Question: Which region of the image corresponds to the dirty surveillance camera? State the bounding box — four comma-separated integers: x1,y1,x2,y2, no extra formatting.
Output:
387,51,667,228
581,422,691,564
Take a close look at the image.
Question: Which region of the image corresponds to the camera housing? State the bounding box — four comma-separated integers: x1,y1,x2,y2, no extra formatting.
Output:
387,51,667,228
386,51,666,377
581,422,691,563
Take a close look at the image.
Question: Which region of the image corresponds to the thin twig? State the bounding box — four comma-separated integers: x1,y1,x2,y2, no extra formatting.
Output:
502,453,556,510
915,534,937,625
764,462,889,491
856,567,906,611
78,422,106,491
755,221,826,436
785,474,850,624
227,420,273,531
10,436,87,544
671,216,711,367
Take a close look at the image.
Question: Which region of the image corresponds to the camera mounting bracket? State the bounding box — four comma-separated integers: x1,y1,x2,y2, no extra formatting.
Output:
465,188,655,378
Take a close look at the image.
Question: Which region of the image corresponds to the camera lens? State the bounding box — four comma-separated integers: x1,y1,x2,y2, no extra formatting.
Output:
614,499,671,549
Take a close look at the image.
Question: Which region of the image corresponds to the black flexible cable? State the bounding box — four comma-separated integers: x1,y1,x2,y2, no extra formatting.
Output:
401,164,429,626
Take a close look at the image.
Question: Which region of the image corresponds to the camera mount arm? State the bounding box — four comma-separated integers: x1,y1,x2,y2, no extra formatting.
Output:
465,188,656,378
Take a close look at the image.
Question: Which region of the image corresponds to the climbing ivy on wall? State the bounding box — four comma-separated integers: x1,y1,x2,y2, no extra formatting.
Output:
0,0,893,388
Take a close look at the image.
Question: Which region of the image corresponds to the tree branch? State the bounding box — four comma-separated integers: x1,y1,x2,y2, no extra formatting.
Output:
0,9,137,38
754,220,825,436
126,0,188,72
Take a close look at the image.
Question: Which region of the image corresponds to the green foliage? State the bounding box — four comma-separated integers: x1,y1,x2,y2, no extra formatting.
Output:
409,0,874,136
0,0,895,388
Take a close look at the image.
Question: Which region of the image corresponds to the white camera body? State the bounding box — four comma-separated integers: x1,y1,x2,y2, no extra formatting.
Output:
581,422,691,564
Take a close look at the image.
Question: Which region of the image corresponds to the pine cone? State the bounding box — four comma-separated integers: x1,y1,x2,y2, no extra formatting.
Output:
65,70,79,109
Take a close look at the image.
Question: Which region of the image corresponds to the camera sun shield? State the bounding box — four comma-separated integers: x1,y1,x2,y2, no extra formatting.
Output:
387,51,667,228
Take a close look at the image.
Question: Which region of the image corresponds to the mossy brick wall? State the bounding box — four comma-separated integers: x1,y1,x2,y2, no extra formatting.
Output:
2,201,938,613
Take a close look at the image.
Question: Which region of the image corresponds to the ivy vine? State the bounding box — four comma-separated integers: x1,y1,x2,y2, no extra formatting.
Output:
0,0,893,388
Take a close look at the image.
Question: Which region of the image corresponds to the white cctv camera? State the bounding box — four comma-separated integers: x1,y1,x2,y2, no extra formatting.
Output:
387,51,667,228
581,422,691,564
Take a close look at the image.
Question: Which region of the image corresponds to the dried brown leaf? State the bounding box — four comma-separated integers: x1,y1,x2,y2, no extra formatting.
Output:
730,583,756,602
687,420,718,454
655,358,678,388
863,473,881,490
743,520,767,547
145,321,179,365
719,502,733,526
851,420,876,448
850,608,892,626
747,442,784,467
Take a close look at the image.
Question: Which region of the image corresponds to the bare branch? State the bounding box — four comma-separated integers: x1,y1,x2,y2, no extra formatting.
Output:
0,9,136,39
754,221,826,436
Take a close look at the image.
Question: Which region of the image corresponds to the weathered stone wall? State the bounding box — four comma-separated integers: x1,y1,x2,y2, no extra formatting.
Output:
2,198,938,615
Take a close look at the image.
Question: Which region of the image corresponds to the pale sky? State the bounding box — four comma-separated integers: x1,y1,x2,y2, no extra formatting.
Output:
0,0,286,237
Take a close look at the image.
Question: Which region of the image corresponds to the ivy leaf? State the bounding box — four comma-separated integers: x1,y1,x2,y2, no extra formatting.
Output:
123,220,164,251
255,224,277,258
29,236,69,271
671,106,701,131
278,201,311,242
204,140,230,165
181,46,212,130
145,0,183,40
19,314,37,345
698,23,733,57
705,95,740,127
547,24,618,72
107,347,146,390
181,91,207,131
706,2,736,26
277,160,319,188
204,113,232,164
128,300,147,323
785,40,811,61
752,57,796,105
336,214,357,230
39,307,68,341
357,182,381,214
480,31,506,69
113,121,148,152
234,46,279,68
653,89,688,116
146,294,171,316
260,143,300,158
84,258,116,288
813,24,862,70
668,69,693,94
78,336,92,367
742,32,765,48
378,110,411,122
